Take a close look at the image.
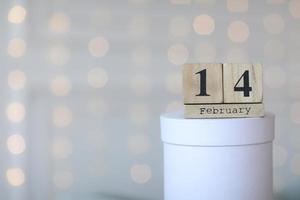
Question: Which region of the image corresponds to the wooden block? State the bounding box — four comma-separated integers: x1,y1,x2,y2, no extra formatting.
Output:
184,103,264,119
223,63,263,103
183,63,223,104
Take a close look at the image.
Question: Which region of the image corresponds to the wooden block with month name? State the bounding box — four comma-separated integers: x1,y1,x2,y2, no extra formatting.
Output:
183,63,223,104
223,63,263,103
184,103,264,118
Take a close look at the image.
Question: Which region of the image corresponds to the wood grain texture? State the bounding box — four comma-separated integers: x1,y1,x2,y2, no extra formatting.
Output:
183,63,223,104
184,103,264,119
223,63,263,103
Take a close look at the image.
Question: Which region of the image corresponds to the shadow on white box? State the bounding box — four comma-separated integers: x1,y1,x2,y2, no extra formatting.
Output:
160,110,275,200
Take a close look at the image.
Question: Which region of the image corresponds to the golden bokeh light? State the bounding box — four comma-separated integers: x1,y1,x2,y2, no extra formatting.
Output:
6,168,25,187
228,20,250,43
193,15,215,35
49,13,71,34
8,70,27,90
7,134,26,155
130,164,152,184
8,5,26,24
227,0,248,13
167,43,189,65
7,38,26,58
6,102,26,123
50,76,72,96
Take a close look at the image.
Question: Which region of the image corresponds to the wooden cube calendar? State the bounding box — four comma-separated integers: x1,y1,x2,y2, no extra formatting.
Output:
183,63,264,118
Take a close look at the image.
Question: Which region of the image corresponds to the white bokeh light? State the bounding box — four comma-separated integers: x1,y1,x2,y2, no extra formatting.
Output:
7,134,26,155
8,5,26,24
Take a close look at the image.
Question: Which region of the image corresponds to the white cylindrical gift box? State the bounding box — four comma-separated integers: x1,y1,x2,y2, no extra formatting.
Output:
160,111,275,200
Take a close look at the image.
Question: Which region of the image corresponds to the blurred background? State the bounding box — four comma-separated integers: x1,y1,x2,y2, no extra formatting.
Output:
0,0,299,199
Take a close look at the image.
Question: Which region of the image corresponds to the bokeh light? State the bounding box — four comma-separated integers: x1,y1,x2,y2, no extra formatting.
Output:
228,20,250,43
289,0,300,19
7,134,26,155
87,67,109,88
6,102,26,123
193,15,215,35
49,13,71,34
50,76,72,96
7,38,26,58
6,168,25,187
88,37,109,57
227,0,248,13
8,5,26,24
130,164,152,184
8,70,27,90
